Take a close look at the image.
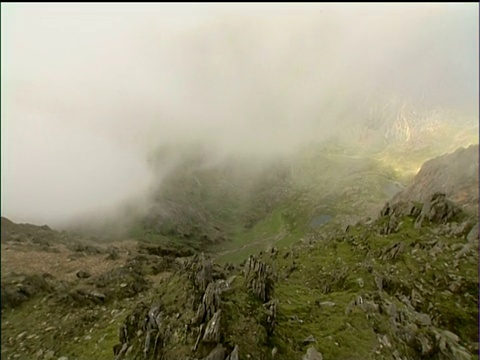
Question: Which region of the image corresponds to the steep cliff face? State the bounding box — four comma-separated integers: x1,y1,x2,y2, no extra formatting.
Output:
392,144,479,215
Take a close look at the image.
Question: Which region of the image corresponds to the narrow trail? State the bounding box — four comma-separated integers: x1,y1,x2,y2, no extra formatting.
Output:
212,227,289,260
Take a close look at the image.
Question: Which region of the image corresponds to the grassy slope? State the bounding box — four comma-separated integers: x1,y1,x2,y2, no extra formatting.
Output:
271,219,478,359
210,144,404,264
2,215,477,360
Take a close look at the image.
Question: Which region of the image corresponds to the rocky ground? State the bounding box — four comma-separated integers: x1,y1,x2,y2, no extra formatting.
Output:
1,144,478,360
1,189,478,360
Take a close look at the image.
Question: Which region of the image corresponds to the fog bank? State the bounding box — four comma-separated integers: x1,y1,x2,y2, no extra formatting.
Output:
1,3,478,226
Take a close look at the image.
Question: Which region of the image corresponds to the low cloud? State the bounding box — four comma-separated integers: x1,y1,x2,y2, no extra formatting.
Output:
1,3,478,226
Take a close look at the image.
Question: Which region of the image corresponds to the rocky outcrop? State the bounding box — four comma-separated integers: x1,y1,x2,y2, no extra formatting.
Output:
392,144,479,215
378,212,401,235
414,193,461,228
202,310,222,344
114,303,166,360
377,192,464,234
242,256,280,342
186,252,232,353
302,346,323,360
225,345,239,360
380,200,422,219
186,253,218,293
378,201,422,234
379,242,405,261
243,256,275,302
185,254,244,359
264,299,279,336
192,279,231,326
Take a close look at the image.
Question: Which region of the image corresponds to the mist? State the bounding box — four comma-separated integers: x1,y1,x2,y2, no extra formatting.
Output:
1,3,478,227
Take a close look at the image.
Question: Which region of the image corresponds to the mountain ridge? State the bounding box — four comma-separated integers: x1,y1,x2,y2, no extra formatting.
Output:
1,142,478,360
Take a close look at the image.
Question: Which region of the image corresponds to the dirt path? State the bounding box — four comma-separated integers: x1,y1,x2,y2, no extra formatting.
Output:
213,227,288,260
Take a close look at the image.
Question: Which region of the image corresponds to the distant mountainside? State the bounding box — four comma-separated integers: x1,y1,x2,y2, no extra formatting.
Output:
349,100,478,152
1,217,65,245
392,144,479,215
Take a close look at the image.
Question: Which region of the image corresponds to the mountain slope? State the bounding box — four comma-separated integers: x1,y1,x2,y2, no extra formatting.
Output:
392,144,479,215
1,146,478,360
2,128,479,360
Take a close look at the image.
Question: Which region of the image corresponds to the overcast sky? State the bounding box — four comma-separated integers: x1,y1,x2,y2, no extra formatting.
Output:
1,3,478,226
